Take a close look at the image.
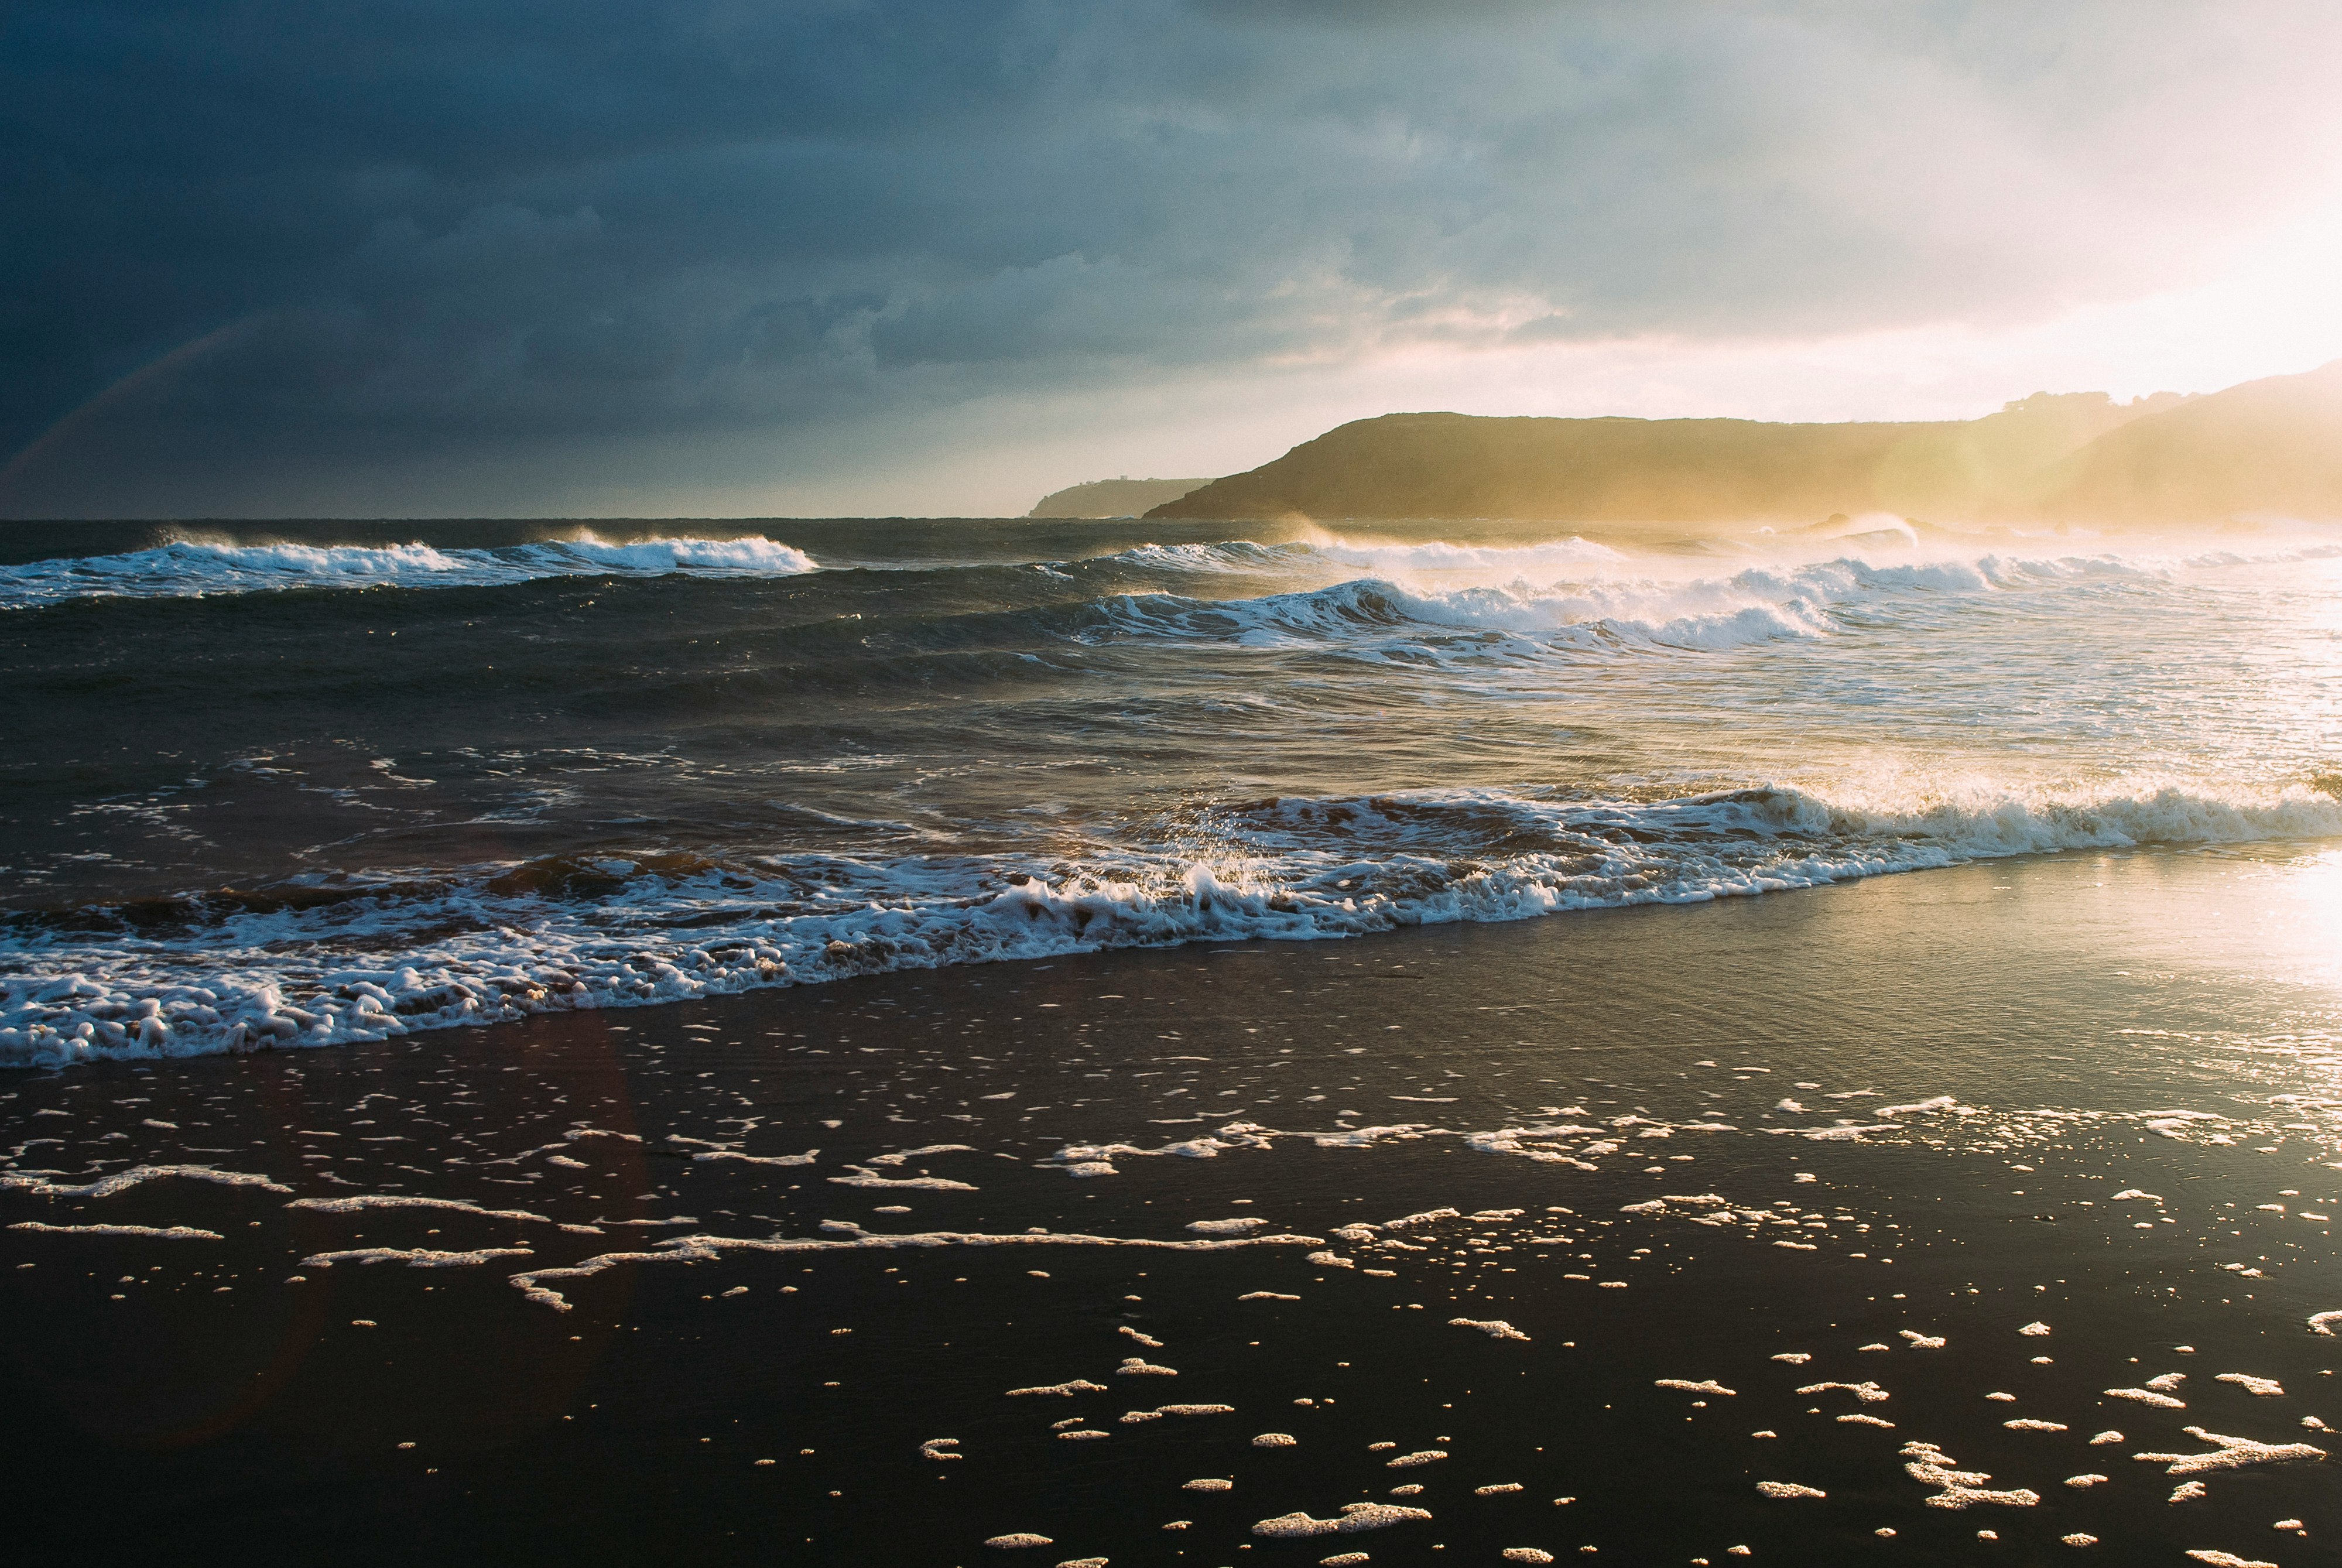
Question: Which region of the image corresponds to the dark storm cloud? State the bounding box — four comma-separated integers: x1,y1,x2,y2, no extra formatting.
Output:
4,0,2339,512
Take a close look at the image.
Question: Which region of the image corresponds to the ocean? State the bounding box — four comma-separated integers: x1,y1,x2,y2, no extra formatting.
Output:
5,517,2338,1065
5,518,2342,1566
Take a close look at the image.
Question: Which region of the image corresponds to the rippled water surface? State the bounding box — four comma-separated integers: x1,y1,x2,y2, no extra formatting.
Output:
4,515,2340,1063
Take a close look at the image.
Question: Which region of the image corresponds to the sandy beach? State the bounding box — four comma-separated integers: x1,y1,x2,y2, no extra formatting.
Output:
8,844,2338,1565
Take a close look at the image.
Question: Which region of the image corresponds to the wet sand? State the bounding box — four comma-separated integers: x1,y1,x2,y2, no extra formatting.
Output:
5,845,2340,1566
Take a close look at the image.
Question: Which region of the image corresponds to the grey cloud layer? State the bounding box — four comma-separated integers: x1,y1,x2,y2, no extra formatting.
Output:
5,0,2339,511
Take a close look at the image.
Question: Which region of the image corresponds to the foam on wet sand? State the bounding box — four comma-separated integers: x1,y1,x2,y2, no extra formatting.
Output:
14,841,2342,1563
1252,1503,1432,1538
10,1220,222,1240
2131,1429,2327,1475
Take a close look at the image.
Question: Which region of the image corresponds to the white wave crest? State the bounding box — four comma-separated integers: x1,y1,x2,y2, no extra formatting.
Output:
1097,569,1838,659
0,532,818,609
1086,535,2342,670
1104,540,1303,573
5,779,2337,1069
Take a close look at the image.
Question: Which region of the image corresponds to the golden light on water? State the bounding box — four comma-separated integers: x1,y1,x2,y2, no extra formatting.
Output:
2295,851,2342,978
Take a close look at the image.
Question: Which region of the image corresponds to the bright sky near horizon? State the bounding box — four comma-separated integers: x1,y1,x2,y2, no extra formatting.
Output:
6,1,2342,518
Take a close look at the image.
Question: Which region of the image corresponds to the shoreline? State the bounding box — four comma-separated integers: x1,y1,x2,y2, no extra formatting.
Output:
12,824,2342,1073
6,846,2340,1564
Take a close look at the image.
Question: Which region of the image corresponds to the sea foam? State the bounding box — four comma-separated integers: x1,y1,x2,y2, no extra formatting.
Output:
0,533,817,609
6,777,2339,1066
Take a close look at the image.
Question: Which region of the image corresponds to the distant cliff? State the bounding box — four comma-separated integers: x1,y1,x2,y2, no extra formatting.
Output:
2035,361,2342,522
1146,361,2342,526
1029,477,1210,518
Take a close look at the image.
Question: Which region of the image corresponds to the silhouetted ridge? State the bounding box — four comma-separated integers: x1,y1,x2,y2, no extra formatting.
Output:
1147,362,2342,525
1031,477,1210,518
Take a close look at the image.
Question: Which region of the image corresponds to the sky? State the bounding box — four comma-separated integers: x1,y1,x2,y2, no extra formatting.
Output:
6,0,2342,519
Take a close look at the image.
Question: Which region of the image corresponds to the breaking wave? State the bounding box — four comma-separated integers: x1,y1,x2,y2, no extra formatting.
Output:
6,779,2338,1068
0,533,819,608
1086,550,2177,660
